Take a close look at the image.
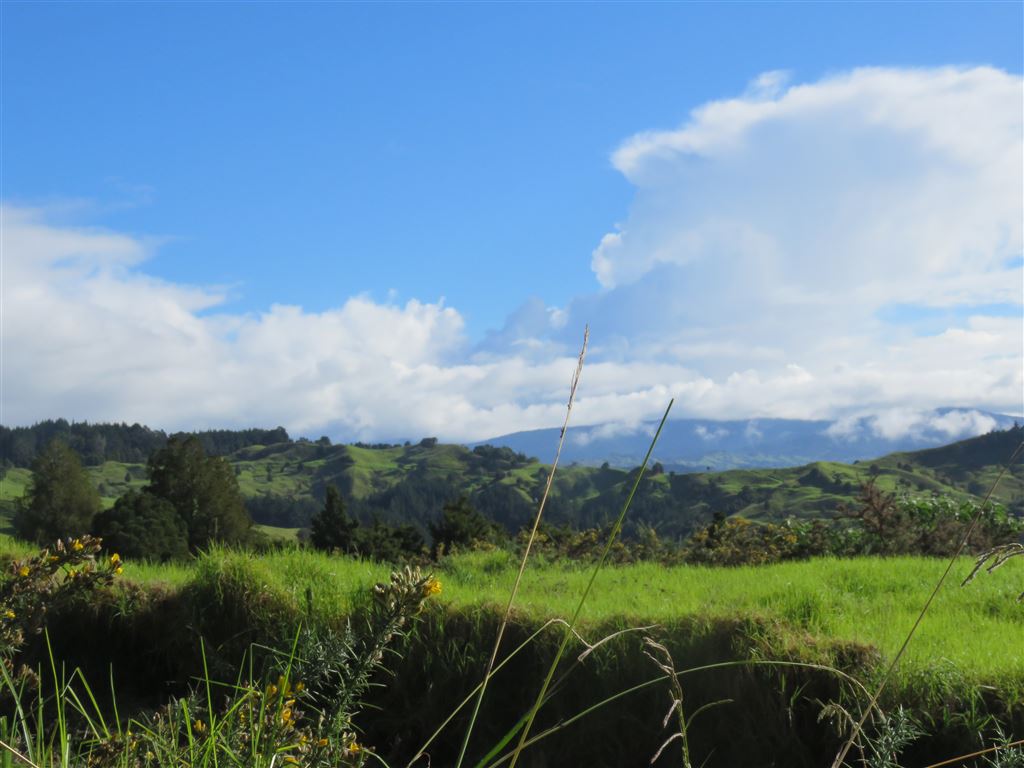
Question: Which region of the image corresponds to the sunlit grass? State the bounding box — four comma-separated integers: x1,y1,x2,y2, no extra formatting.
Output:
100,546,1024,694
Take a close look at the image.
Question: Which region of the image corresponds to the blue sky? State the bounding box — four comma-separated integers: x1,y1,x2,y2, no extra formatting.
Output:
3,2,1022,442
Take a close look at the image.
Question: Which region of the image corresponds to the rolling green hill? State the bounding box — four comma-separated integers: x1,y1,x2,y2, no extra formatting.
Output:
2,427,1021,541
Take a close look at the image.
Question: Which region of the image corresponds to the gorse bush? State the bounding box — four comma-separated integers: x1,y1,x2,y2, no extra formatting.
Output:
0,534,120,657
0,538,442,768
679,481,1022,567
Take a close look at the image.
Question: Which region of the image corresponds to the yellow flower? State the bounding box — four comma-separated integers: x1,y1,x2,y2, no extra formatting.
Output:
114,566,123,576
317,737,329,747
71,539,84,552
18,565,29,577
193,719,207,734
345,740,362,756
109,553,121,565
4,610,15,620
423,577,442,597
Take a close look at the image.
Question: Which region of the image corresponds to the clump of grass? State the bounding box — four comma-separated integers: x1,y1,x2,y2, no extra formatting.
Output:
0,560,443,768
963,543,1024,601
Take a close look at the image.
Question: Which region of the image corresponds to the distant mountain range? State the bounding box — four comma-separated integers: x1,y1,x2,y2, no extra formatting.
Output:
473,408,1021,471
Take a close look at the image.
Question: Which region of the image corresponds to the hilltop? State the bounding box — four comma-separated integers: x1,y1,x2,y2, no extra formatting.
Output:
2,422,1020,541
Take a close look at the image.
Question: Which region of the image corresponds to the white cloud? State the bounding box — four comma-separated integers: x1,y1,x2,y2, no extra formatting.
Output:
571,66,1022,418
4,66,1022,442
695,425,729,441
571,420,653,447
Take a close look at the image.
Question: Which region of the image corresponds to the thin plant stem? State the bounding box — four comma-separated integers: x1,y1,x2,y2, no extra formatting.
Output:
0,739,39,768
408,618,593,768
484,657,875,768
830,439,1024,768
507,398,674,768
922,738,1024,768
453,327,588,768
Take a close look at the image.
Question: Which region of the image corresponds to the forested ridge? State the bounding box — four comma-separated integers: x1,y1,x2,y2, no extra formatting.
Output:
3,421,1022,544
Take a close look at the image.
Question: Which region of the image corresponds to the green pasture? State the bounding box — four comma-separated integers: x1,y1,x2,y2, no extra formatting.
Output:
95,547,1024,698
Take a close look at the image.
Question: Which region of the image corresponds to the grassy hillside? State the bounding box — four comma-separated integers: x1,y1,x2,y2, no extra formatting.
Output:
3,427,1020,540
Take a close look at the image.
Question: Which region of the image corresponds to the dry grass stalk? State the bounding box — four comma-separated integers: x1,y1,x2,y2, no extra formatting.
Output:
962,542,1024,600
644,637,692,768
453,326,588,768
921,737,1024,768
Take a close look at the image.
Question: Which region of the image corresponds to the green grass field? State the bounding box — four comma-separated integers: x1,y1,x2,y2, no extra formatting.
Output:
90,546,1023,697
4,536,1021,766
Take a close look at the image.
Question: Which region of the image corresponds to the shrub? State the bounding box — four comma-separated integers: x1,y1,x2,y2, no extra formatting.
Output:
681,513,801,566
92,490,190,561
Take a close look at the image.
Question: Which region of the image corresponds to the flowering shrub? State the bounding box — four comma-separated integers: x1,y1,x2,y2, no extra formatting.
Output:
0,534,121,658
83,565,443,768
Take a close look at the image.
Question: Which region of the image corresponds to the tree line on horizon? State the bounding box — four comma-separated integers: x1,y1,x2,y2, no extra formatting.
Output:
12,434,1022,568
0,419,295,468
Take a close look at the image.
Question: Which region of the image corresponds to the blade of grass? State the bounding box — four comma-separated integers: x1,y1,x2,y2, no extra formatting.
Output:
453,327,588,768
922,738,1024,768
0,739,38,768
830,439,1024,768
506,398,673,768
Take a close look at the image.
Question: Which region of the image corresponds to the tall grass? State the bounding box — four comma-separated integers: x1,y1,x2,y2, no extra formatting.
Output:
831,439,1024,768
455,327,588,768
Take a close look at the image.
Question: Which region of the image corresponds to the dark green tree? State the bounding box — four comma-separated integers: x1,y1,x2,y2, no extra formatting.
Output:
146,436,251,551
13,440,101,544
429,496,496,557
310,485,357,553
92,490,190,562
352,521,425,562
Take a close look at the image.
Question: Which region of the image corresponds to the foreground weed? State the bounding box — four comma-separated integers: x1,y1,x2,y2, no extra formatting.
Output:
0,563,440,768
455,327,587,768
506,399,673,768
963,543,1024,600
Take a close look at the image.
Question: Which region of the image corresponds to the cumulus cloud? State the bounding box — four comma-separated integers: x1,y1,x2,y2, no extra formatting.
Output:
4,66,1022,441
559,66,1022,419
2,205,581,441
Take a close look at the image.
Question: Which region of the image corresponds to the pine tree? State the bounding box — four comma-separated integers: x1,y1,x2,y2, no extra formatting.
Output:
146,436,251,551
310,485,357,553
429,496,494,557
13,439,101,544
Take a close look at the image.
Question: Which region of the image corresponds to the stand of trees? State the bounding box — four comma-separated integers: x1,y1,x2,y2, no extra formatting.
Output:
13,437,253,560
1,420,290,468
309,484,425,561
